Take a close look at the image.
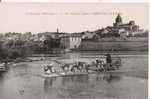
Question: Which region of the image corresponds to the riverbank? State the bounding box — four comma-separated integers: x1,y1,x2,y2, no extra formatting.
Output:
77,39,148,51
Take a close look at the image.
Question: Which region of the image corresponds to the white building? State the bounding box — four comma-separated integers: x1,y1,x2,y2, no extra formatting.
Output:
60,33,82,50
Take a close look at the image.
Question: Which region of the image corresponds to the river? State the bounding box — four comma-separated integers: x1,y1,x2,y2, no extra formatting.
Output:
0,52,148,99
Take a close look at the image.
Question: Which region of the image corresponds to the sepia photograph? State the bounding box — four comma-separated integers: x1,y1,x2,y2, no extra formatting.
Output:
0,3,148,99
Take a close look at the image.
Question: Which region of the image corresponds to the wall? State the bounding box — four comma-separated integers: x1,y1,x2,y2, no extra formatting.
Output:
69,37,82,49
78,38,148,51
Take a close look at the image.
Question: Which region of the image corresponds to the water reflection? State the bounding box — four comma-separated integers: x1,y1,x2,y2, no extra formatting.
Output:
44,73,121,92
44,77,56,90
0,54,147,99
0,73,5,85
97,73,121,83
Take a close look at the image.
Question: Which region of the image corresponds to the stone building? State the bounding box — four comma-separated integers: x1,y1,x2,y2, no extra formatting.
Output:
60,33,82,50
96,14,142,37
82,31,96,40
113,14,142,36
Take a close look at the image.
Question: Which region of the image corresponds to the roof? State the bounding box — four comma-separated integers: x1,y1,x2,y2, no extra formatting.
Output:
61,33,82,38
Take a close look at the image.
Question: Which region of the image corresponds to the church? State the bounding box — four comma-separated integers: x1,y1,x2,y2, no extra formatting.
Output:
100,14,143,37
113,14,143,36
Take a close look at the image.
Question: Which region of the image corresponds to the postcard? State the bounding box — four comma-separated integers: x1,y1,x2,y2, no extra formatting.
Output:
0,2,148,99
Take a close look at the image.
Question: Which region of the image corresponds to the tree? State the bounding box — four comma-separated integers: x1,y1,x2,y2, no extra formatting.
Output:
43,36,60,51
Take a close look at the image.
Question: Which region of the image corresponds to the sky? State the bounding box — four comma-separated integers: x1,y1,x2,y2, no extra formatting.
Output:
0,3,148,33
2,0,149,2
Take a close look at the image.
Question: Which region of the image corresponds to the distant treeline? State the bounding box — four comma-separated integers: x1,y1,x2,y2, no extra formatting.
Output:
0,35,61,60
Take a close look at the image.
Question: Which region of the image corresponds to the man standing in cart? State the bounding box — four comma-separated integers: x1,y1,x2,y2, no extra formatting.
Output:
105,53,112,70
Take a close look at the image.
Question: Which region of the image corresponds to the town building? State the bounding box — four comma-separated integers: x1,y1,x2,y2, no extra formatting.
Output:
60,33,82,50
81,31,95,40
95,14,144,37
112,14,143,36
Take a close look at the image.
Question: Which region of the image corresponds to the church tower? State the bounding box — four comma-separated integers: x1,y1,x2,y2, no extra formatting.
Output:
113,14,123,26
57,28,59,33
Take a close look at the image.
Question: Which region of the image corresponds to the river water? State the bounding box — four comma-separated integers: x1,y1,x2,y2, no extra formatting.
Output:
0,53,148,99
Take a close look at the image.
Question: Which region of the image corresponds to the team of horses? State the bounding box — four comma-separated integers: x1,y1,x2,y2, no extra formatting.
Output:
44,58,121,74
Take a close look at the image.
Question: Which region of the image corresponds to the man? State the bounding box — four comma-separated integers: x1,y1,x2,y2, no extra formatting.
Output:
105,53,112,70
